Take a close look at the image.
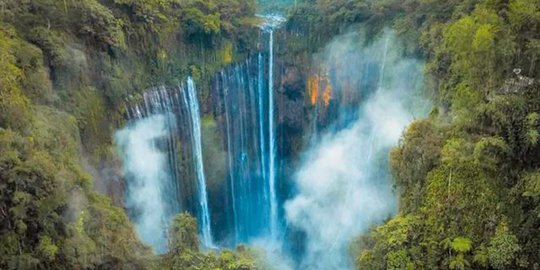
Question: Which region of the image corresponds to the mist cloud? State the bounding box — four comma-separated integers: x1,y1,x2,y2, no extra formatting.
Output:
284,30,427,269
115,114,172,253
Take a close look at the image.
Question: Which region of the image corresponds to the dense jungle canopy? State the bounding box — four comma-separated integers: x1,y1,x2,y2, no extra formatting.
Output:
0,0,539,269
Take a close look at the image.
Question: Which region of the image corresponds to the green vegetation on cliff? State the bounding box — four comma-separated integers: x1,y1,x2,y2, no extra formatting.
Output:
295,0,540,269
162,213,259,270
2,0,540,269
0,0,258,269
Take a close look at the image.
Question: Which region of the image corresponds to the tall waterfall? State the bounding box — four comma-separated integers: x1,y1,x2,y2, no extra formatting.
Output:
117,78,213,251
214,57,271,243
260,13,286,242
118,13,289,250
267,29,278,239
257,52,269,231
181,78,213,248
207,14,286,244
114,16,426,270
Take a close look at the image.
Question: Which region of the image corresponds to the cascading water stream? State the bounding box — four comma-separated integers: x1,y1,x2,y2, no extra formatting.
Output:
118,78,216,251
221,69,240,244
209,14,285,245
216,58,269,243
258,52,269,212
182,78,214,248
267,29,278,239
117,88,180,253
259,13,286,241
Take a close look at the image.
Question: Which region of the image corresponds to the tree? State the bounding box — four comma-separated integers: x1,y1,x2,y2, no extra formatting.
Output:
487,222,521,269
169,213,199,253
0,28,31,131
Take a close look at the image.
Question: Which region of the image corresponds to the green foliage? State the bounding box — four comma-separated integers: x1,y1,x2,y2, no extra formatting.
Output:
450,237,472,253
451,83,482,113
164,213,258,270
354,0,540,269
526,113,540,146
113,0,174,25
26,27,70,68
0,0,256,268
181,0,222,36
386,250,414,270
0,128,65,269
391,119,444,212
448,237,473,270
356,215,421,269
37,235,58,261
77,0,126,48
288,0,371,51
0,102,155,269
0,27,31,131
449,253,470,270
487,222,521,269
169,213,199,253
523,172,540,199
12,38,55,104
442,5,513,95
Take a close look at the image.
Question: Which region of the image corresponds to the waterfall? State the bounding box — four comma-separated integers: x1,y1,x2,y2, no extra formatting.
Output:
267,29,278,239
258,52,269,214
259,13,286,241
116,86,182,253
214,58,269,243
378,35,390,89
182,78,213,248
210,14,285,245
118,78,215,251
118,14,287,250
222,69,240,243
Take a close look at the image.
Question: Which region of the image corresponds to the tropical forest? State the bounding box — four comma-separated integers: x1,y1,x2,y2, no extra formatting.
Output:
0,0,539,269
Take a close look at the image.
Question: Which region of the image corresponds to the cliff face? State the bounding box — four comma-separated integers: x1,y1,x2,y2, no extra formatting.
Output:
0,0,260,268
4,0,261,202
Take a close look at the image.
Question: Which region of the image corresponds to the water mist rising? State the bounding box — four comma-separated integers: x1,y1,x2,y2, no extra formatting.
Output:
116,78,214,251
285,30,428,269
115,115,173,253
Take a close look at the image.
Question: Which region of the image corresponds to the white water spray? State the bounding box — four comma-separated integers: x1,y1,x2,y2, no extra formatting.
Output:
118,78,217,252
285,30,428,269
115,115,171,253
